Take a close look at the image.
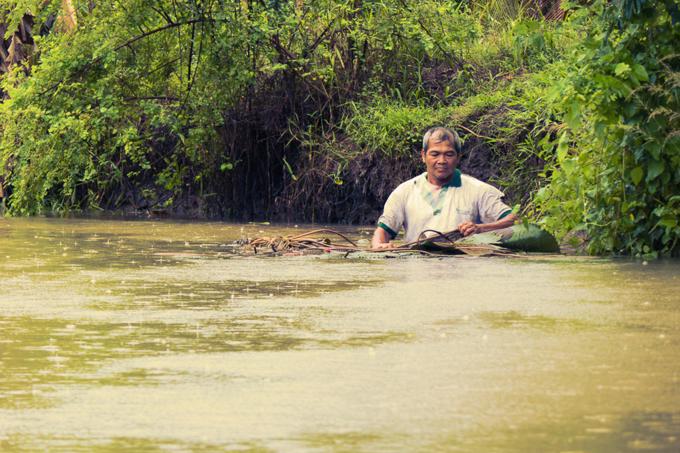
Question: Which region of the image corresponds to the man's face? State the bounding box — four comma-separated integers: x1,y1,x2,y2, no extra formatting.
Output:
421,140,460,185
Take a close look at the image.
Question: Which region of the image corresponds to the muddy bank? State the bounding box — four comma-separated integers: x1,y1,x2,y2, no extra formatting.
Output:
0,116,545,225
66,121,545,225
270,111,546,224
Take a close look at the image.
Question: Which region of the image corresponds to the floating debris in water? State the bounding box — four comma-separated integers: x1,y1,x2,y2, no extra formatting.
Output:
238,228,521,258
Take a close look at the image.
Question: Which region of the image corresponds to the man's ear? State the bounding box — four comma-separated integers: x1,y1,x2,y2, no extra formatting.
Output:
421,148,426,163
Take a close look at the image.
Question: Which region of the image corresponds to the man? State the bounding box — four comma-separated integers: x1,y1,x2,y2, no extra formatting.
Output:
371,126,518,249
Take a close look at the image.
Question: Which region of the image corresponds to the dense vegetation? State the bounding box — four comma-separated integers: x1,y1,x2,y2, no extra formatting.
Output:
0,0,678,256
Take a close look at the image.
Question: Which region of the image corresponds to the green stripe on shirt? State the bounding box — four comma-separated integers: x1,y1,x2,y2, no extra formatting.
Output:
444,169,462,188
378,222,397,239
498,209,512,220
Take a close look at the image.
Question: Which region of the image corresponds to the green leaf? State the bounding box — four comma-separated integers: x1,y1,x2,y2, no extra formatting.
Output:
658,217,678,229
614,62,631,77
501,224,560,253
565,102,581,129
647,160,665,181
556,132,570,162
282,157,297,181
648,142,662,160
631,64,649,82
630,166,644,185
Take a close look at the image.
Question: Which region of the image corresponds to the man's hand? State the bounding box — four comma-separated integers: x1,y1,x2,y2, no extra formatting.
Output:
371,227,396,249
459,213,519,237
372,242,395,250
458,221,481,236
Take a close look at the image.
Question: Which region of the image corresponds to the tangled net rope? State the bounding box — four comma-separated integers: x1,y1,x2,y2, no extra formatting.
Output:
240,228,518,257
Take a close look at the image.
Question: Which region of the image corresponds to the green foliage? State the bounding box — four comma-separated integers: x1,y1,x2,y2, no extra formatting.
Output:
534,0,680,257
1,0,677,257
1,1,44,38
1,0,559,215
342,100,455,157
1,0,252,214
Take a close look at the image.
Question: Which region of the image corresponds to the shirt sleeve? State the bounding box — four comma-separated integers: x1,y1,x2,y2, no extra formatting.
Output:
477,185,512,224
377,186,406,239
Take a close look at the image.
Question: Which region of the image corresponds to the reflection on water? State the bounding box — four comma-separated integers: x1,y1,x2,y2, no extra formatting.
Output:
0,217,679,452
441,410,680,453
478,310,595,331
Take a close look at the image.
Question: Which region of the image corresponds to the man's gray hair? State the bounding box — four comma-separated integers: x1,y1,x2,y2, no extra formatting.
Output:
422,127,462,154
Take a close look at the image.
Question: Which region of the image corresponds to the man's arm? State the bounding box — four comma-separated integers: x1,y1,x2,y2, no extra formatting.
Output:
458,213,518,236
373,183,405,249
371,226,395,249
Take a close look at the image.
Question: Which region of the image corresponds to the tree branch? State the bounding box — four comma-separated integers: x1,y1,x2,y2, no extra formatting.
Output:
40,18,210,96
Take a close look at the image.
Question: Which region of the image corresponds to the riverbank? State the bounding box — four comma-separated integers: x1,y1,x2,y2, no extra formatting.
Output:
1,2,677,256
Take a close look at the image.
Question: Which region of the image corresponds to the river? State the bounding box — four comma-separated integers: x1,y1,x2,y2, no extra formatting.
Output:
0,217,679,452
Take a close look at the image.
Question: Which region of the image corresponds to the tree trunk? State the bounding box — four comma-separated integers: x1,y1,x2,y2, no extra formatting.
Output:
59,0,78,32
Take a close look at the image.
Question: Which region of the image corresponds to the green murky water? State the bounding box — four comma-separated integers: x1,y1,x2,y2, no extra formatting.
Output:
1,217,679,452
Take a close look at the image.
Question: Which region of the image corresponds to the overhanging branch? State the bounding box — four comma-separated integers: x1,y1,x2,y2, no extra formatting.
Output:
40,18,210,96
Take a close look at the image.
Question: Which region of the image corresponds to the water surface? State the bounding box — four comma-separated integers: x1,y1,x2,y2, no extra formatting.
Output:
0,218,679,452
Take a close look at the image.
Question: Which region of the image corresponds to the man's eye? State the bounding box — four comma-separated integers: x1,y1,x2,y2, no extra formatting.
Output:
445,153,456,158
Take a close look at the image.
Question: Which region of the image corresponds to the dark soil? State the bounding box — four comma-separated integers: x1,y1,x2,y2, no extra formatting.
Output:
270,136,545,225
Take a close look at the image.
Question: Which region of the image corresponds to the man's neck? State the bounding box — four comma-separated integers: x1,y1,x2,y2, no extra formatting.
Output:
426,173,453,188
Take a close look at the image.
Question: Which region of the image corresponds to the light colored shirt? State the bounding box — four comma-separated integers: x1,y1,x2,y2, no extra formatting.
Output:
377,170,512,243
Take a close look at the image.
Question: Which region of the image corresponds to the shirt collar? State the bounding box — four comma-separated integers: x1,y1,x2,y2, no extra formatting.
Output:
422,169,462,188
